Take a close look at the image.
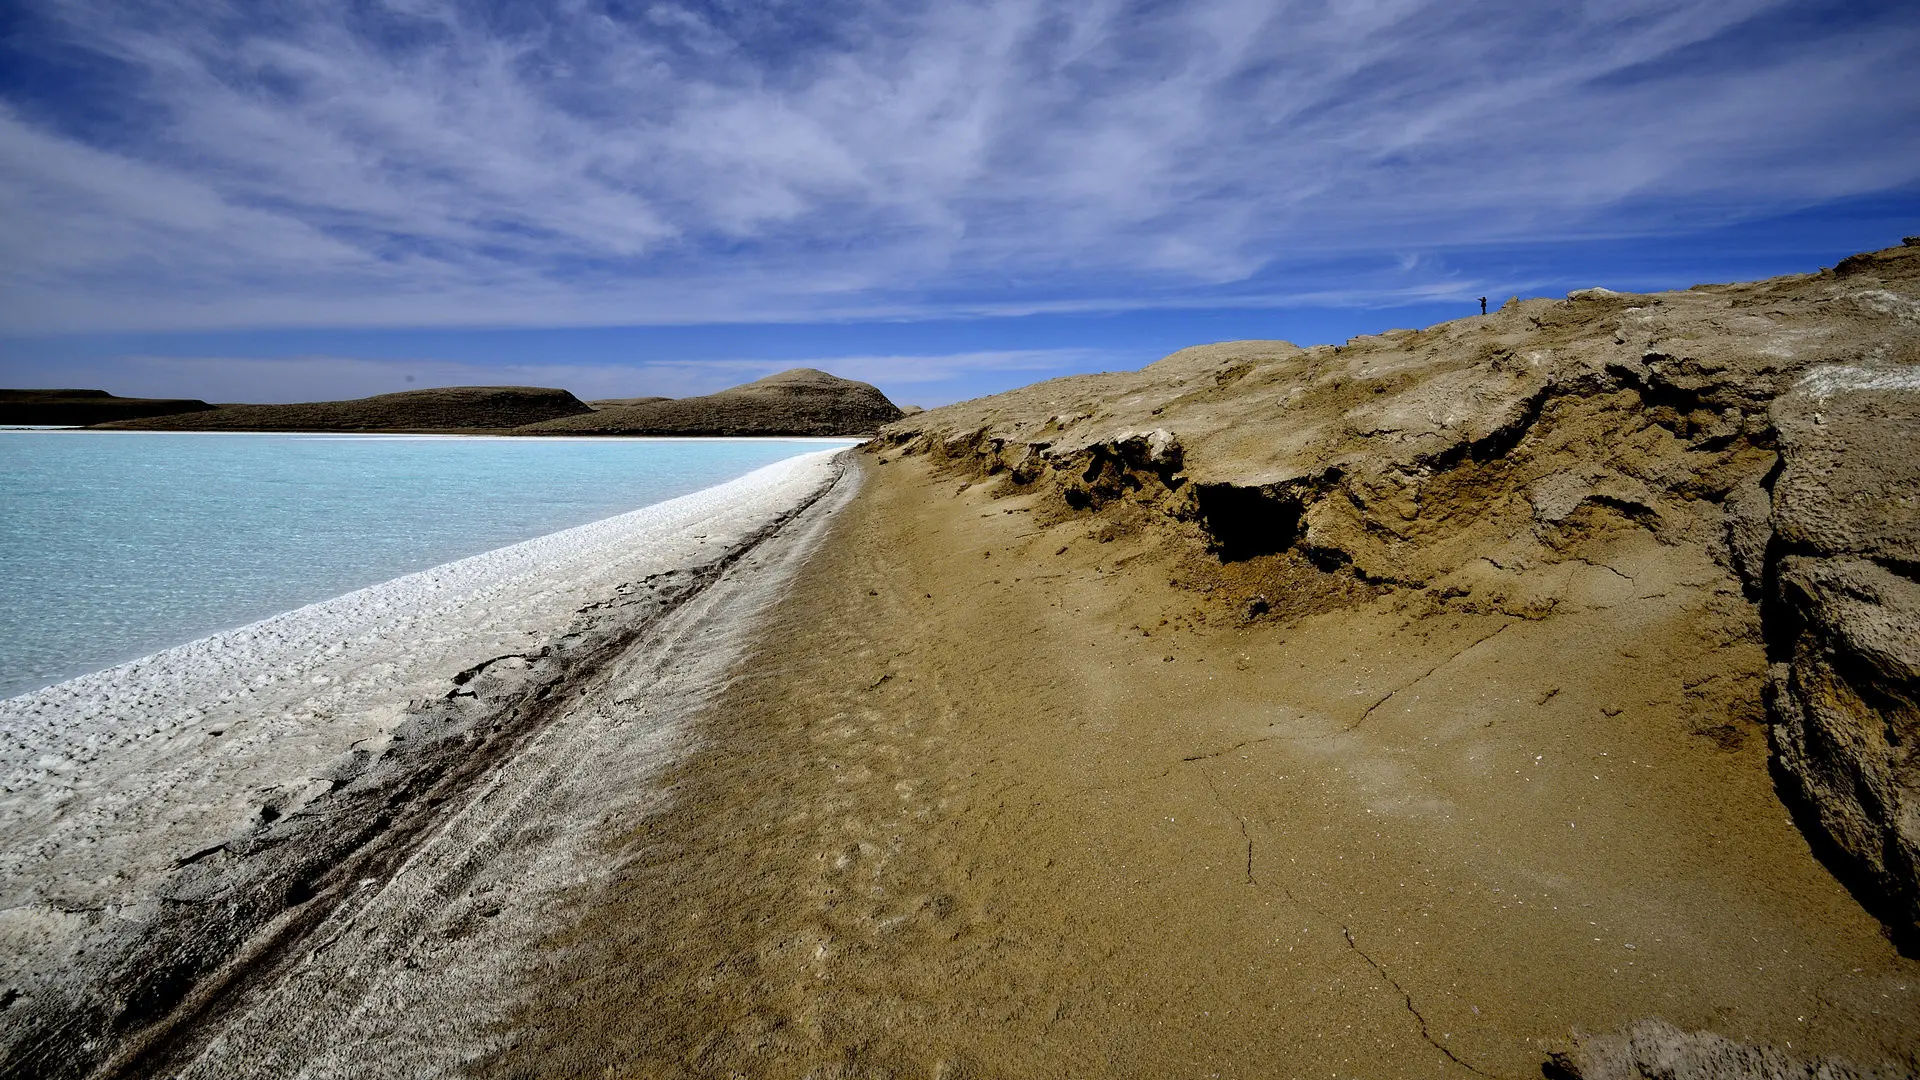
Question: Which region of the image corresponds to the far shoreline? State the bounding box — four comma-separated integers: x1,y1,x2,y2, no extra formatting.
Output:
1,426,868,441
0,438,854,700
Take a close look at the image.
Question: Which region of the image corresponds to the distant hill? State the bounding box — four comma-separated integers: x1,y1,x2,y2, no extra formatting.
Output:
586,396,672,409
1,389,215,426
523,369,903,436
98,386,592,432
76,370,901,436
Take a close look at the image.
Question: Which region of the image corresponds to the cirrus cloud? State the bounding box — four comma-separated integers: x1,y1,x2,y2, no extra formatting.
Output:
0,0,1915,333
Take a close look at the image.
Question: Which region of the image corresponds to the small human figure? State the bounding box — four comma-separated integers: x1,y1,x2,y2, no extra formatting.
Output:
1479,296,1488,315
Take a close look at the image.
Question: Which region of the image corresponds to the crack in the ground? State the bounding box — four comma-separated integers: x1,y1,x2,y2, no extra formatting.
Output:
1340,926,1497,1078
1098,744,1513,1079
1198,770,1256,885
1565,557,1635,585
1182,735,1278,763
1347,621,1516,733
1192,764,1502,1077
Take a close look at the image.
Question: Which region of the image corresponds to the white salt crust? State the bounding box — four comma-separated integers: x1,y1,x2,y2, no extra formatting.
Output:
0,449,844,929
173,451,862,1078
1796,361,1920,398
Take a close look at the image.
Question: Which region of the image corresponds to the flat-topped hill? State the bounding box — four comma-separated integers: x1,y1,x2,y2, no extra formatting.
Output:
522,369,902,436
1,389,215,426
98,386,592,432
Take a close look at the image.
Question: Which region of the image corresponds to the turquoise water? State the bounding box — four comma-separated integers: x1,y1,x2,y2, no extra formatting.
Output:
0,432,841,699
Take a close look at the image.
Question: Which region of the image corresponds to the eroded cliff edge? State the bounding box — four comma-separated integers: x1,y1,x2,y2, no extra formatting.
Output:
874,241,1920,945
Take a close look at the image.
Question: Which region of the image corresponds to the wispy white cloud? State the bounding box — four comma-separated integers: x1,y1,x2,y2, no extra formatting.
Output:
0,0,1914,332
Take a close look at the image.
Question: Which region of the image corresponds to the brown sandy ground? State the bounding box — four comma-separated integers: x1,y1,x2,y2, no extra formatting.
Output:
487,454,1919,1079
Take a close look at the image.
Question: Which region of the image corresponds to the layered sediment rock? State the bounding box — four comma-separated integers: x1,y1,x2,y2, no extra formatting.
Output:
1765,363,1920,937
874,241,1920,941
522,368,902,436
98,386,592,432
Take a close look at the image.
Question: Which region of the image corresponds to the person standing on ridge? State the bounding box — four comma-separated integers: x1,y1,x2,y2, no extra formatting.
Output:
1480,296,1488,315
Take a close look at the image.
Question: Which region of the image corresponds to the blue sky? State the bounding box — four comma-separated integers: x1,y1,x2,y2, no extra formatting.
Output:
1,1,1916,407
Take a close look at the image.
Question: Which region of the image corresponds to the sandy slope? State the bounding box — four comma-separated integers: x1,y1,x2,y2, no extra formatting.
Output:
876,243,1920,956
486,453,1918,1078
480,231,1920,1080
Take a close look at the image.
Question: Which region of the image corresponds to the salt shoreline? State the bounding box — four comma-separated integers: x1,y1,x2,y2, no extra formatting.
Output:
0,447,848,1070
0,431,858,700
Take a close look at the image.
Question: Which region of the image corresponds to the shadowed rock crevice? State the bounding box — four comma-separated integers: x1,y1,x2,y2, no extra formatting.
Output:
1194,482,1310,561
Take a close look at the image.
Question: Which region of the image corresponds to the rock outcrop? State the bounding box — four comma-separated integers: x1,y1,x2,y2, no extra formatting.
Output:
520,369,902,436
1546,1018,1906,1080
0,389,214,426
98,386,592,432
1765,363,1920,935
873,241,1920,941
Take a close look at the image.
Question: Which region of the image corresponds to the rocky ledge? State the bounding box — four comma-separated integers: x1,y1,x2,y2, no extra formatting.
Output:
873,241,1920,947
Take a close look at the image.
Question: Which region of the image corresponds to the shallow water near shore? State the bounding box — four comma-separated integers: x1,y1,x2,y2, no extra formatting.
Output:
0,431,847,698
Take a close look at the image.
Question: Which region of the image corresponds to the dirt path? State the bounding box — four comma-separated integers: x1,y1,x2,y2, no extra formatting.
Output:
493,454,1920,1079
